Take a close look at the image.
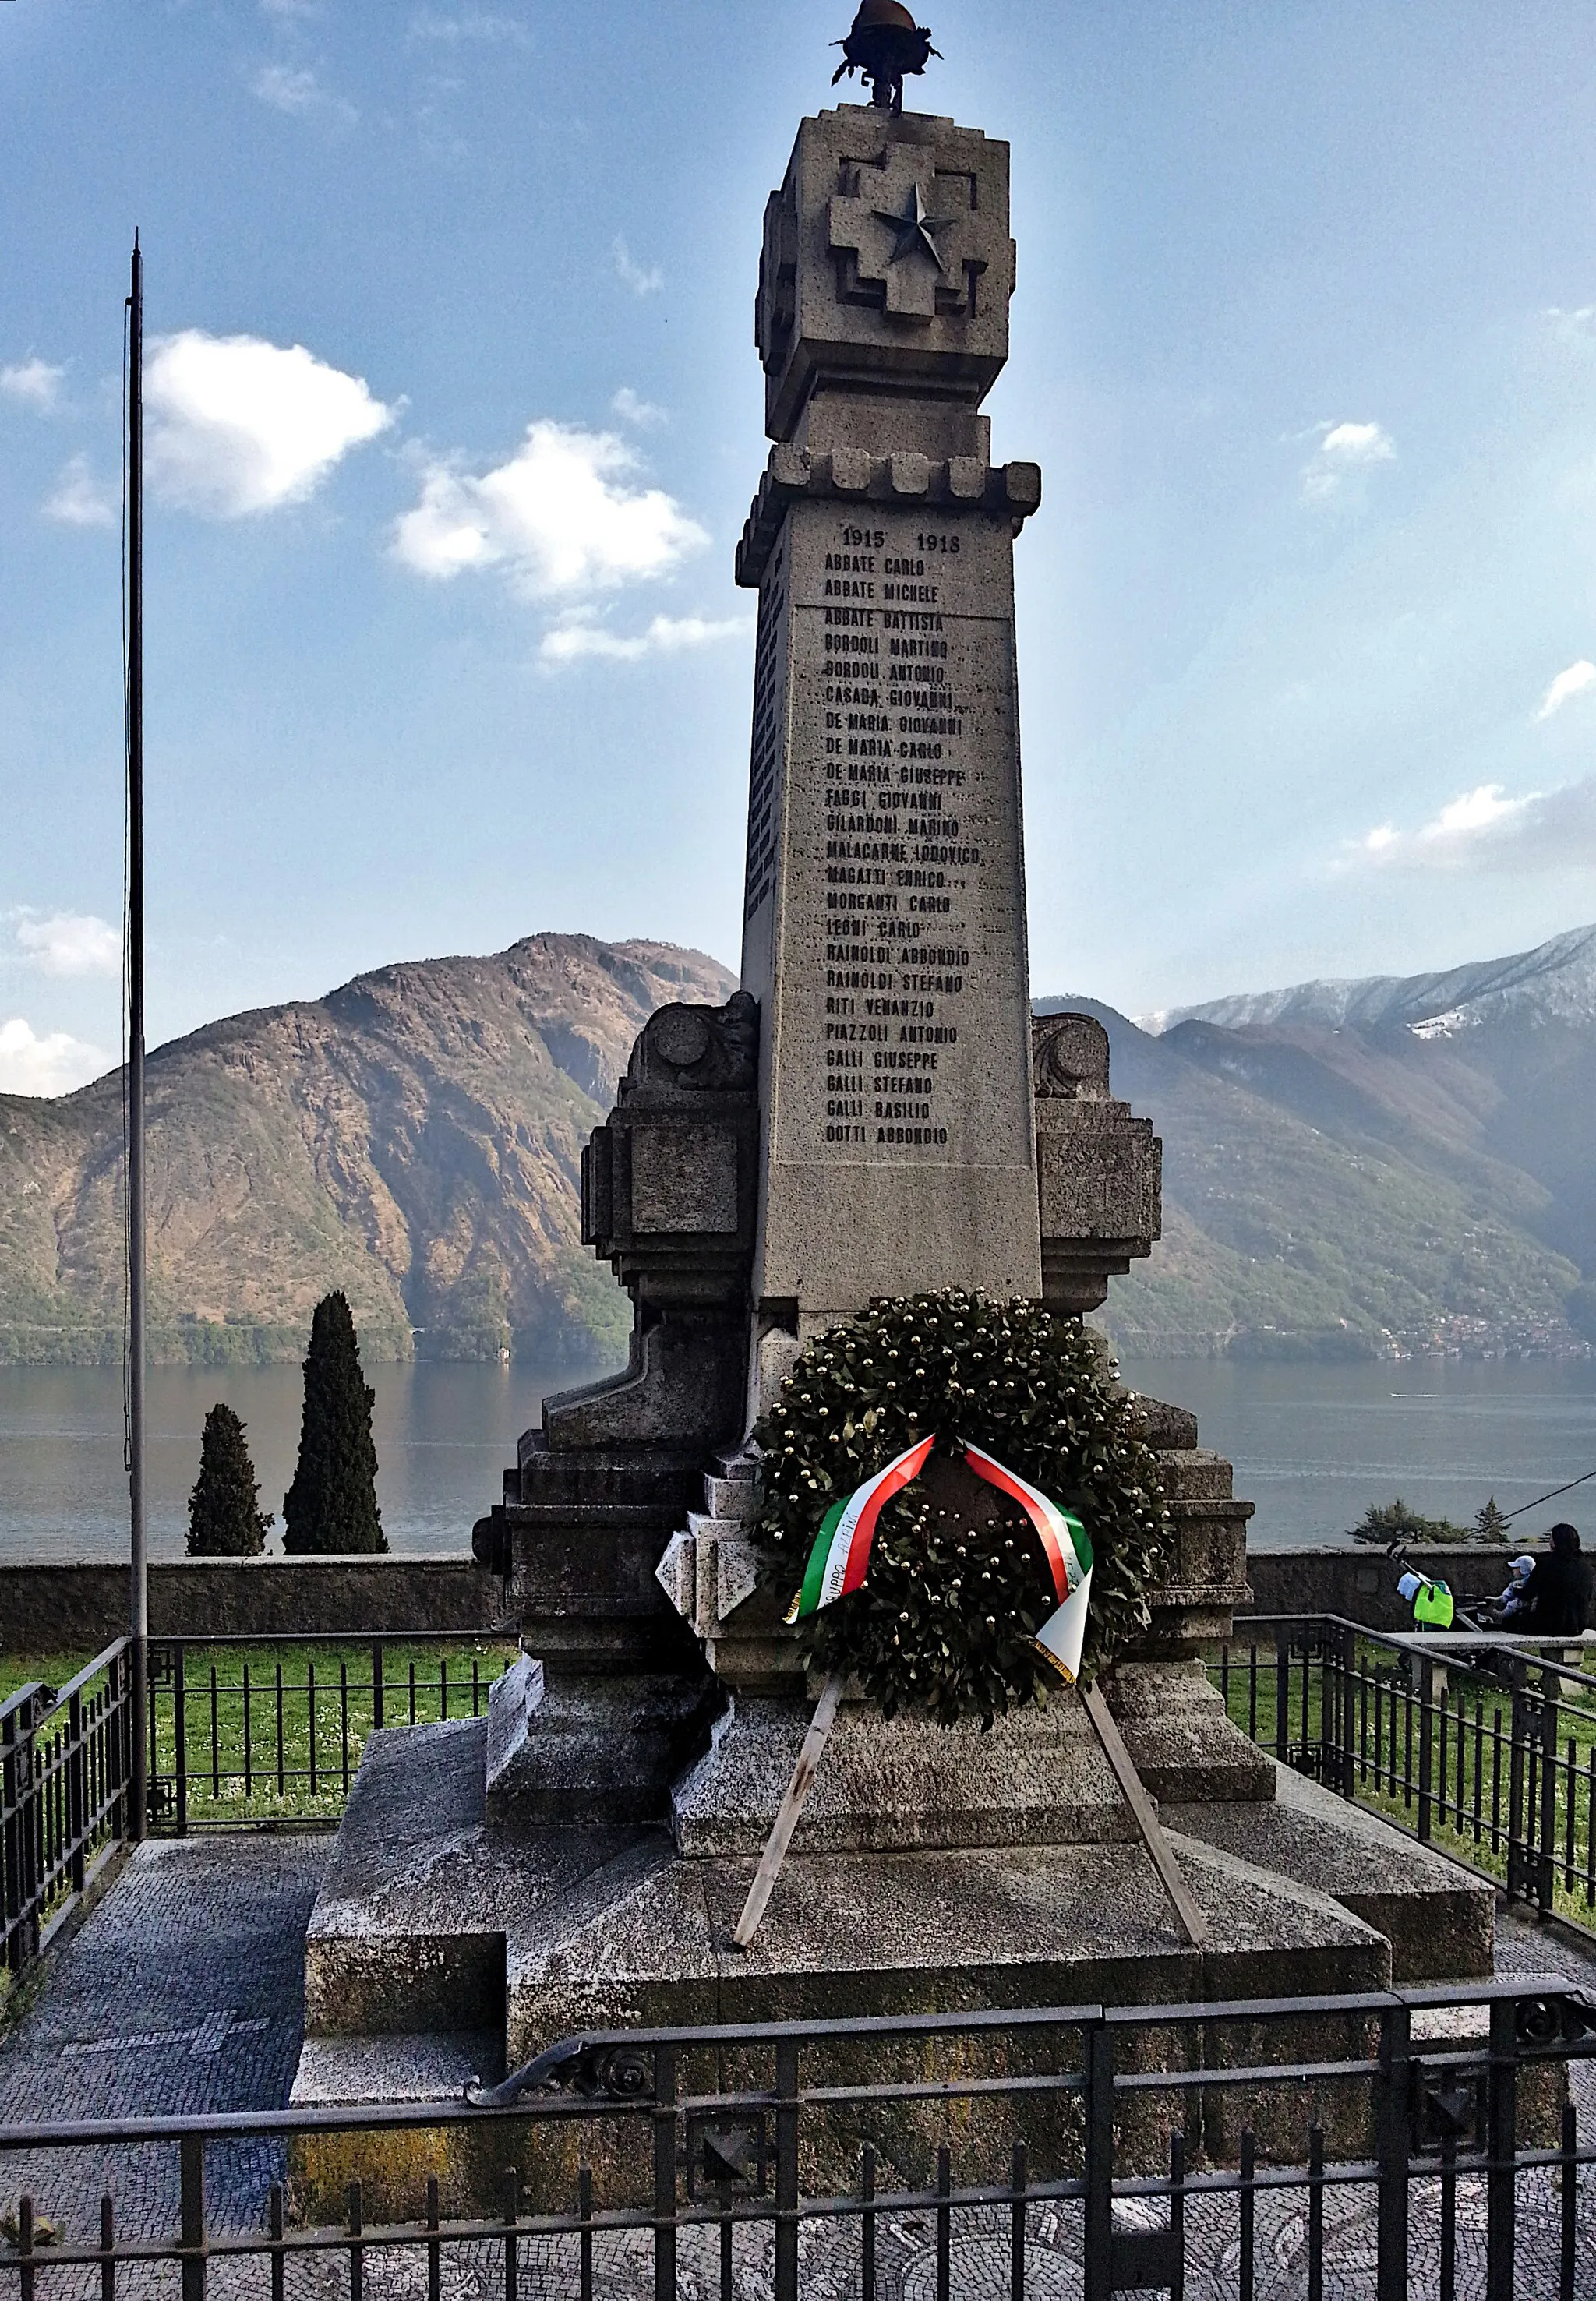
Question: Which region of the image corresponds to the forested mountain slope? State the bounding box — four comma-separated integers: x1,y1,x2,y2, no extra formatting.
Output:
0,935,733,1365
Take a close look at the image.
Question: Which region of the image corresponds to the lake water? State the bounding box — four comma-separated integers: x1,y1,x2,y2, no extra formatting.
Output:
2,1354,1595,1563
0,1360,581,1564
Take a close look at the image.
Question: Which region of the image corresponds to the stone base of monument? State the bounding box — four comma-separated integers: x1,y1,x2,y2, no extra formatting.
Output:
288,1634,1493,2218
292,1391,1495,2222
1163,1763,1496,1982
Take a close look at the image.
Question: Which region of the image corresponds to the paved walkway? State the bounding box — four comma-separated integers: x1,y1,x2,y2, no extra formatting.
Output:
0,1841,1592,2298
0,1837,327,2248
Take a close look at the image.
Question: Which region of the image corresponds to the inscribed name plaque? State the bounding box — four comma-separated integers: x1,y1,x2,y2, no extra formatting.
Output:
742,492,1040,1319
736,106,1044,1334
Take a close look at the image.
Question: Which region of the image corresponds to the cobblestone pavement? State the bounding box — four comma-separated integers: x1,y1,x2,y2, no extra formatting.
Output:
1,1843,1593,2298
0,1837,328,2253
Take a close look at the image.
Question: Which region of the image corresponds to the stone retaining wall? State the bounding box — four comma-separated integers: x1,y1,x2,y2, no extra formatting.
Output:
0,1544,1517,1655
0,1558,505,1654
1244,1545,1514,1633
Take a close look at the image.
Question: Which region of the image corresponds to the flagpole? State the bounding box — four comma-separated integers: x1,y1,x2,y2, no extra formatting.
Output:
127,231,148,1844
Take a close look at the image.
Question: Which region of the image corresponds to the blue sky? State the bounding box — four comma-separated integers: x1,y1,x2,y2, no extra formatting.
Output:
5,0,1596,1090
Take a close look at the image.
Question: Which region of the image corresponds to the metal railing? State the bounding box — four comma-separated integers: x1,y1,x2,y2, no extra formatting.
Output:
142,1633,513,1832
2,1977,1592,2300
2,1636,512,1996
2,1643,132,1983
1213,1615,1596,1932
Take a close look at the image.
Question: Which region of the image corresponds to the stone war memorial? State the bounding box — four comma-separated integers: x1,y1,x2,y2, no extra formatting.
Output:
290,8,1494,2205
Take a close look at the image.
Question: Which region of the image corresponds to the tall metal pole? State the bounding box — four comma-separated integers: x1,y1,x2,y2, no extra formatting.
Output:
127,233,148,1843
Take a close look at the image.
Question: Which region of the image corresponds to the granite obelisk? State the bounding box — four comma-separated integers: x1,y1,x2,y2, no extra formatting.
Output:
292,81,1494,2190
736,107,1045,1395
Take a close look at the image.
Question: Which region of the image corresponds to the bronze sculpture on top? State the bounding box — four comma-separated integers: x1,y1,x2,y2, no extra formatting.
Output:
832,0,940,114
287,20,1497,2199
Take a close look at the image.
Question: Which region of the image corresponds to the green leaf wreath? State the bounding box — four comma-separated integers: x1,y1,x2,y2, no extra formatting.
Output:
753,1290,1170,1726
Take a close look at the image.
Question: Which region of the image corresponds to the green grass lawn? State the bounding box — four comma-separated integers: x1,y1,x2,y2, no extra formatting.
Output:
1210,1636,1596,1932
2,1639,519,1826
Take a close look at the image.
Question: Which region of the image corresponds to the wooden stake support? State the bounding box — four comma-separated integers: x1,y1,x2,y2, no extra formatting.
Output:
1079,1681,1210,1950
731,1671,846,1949
729,1670,1209,1955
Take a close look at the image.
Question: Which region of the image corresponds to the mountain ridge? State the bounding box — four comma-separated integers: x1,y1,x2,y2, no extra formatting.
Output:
1141,922,1596,1038
2,924,1591,1368
0,932,735,1367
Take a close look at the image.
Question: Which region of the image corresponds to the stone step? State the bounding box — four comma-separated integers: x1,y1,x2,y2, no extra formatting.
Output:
1163,1763,1495,1982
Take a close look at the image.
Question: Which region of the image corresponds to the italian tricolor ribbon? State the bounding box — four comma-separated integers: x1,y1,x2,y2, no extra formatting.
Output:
786,1434,1093,1682
962,1442,1094,1685
786,1435,937,1621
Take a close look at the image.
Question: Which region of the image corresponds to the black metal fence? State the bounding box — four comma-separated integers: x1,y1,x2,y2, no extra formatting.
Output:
2,1645,132,1982
10,1616,1596,2005
143,1632,511,1831
1213,1615,1596,1933
2,1978,1593,2300
2,1635,510,1996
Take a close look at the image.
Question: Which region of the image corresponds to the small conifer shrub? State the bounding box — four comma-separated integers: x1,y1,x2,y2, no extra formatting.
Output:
1474,1495,1510,1544
1348,1497,1468,1546
186,1403,274,1558
282,1293,387,1555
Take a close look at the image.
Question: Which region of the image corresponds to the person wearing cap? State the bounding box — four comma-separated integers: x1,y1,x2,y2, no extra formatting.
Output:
1397,1568,1455,1631
1492,1554,1537,1621
1522,1523,1594,1638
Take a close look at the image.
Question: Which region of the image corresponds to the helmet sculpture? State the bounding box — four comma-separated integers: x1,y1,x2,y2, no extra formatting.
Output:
832,2,941,115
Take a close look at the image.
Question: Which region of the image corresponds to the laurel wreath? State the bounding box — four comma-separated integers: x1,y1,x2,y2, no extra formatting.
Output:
752,1290,1170,1726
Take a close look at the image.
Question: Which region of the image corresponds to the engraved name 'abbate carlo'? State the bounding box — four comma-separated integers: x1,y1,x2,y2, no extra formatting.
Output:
749,511,987,1152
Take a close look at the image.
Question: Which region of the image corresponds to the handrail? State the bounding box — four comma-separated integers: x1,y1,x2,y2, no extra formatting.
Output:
0,1679,45,1731
147,1629,511,1648
1,1639,129,1736
48,1636,132,1712
1230,1611,1596,1692
0,1972,1587,2152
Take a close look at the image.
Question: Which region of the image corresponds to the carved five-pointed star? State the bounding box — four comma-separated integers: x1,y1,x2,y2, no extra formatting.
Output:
872,181,952,273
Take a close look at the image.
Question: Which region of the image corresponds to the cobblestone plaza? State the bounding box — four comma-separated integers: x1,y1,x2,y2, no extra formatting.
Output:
2,1840,1592,2298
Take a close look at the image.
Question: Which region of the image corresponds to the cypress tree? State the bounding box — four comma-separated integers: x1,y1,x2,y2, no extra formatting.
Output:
282,1292,387,1555
186,1403,274,1558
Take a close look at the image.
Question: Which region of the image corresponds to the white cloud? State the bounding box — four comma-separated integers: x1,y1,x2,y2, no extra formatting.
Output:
1346,776,1596,871
393,419,707,598
43,453,117,529
249,63,358,126
0,1020,110,1097
1302,418,1396,505
613,237,663,297
539,611,752,666
1,357,66,412
10,911,122,977
1423,782,1531,839
1354,781,1535,863
145,330,394,517
408,8,531,43
1536,659,1596,721
611,386,666,429
1319,421,1396,465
